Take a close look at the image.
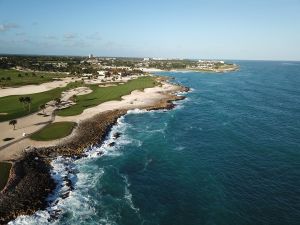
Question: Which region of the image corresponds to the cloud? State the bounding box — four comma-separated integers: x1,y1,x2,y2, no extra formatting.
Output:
86,32,102,40
64,33,77,40
44,34,57,40
64,39,89,48
0,23,19,32
15,32,26,36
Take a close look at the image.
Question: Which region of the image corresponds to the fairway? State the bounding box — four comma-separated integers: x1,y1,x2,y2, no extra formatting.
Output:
57,76,158,116
0,81,83,122
0,76,157,122
30,122,76,141
0,69,68,87
0,162,12,191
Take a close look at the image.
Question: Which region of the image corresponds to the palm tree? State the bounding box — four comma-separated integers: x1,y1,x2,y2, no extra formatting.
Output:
71,94,77,102
54,98,61,107
39,104,46,114
9,119,17,130
24,97,32,112
19,97,25,109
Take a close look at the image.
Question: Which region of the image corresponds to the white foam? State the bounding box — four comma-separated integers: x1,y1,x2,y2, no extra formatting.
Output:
127,108,148,114
122,175,140,214
174,146,186,151
9,92,190,224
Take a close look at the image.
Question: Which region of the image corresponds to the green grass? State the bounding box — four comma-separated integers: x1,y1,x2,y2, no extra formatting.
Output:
0,162,12,191
0,81,83,122
0,76,157,122
57,76,158,116
0,69,69,87
30,122,76,141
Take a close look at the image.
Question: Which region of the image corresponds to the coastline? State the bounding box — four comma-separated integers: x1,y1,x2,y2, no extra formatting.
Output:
170,64,239,73
0,78,189,224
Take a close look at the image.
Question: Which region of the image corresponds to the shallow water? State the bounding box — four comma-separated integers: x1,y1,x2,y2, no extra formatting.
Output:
10,61,300,225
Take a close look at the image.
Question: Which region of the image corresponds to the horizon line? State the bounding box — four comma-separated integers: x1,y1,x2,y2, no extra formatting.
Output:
0,52,299,62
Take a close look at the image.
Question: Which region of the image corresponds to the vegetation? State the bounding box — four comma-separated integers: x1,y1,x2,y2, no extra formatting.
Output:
0,82,82,122
9,119,17,130
57,76,158,116
0,69,69,87
30,122,76,141
39,104,46,114
0,162,12,191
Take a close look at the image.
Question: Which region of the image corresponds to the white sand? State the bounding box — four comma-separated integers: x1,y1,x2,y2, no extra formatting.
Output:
140,68,164,72
0,86,93,160
0,77,79,98
0,82,181,161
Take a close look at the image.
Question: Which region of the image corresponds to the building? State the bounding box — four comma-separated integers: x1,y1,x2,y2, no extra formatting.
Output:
89,54,93,58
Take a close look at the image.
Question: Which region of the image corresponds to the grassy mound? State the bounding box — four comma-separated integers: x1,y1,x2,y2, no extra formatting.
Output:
0,82,83,122
30,122,76,141
57,76,157,116
0,69,68,87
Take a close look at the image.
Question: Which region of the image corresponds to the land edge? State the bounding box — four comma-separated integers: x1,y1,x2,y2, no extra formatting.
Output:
170,64,239,73
0,81,189,225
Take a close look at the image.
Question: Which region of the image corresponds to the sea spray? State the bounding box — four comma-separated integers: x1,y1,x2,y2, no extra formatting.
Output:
9,90,189,225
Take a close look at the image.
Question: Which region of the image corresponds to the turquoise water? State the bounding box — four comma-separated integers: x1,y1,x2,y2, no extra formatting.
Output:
11,61,300,225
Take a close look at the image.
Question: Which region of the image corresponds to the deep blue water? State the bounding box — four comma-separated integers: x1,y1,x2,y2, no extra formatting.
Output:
12,61,300,225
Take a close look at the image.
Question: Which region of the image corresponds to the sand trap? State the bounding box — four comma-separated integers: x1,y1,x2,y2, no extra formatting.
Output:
0,81,183,161
54,81,180,123
0,77,80,98
98,84,117,87
61,87,92,101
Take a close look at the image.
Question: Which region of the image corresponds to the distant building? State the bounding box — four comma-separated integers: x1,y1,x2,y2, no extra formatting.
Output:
89,54,93,58
143,58,150,61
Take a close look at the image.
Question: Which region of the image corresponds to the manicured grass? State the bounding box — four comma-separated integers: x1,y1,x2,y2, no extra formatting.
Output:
30,122,76,141
0,162,12,191
0,76,157,122
0,81,83,122
57,76,158,117
0,69,69,87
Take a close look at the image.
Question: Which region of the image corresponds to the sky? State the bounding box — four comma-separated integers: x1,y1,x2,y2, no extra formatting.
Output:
0,0,300,60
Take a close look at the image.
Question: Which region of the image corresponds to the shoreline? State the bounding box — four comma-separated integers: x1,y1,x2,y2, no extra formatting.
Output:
170,65,239,73
0,79,189,224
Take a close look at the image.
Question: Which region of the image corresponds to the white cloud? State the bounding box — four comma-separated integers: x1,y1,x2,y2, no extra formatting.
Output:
64,33,77,39
86,32,102,40
44,35,57,40
0,23,19,32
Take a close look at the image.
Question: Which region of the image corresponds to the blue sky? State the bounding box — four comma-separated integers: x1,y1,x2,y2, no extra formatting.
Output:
0,0,299,60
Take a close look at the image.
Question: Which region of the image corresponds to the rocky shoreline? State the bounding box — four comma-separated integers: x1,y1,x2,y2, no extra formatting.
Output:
0,83,189,224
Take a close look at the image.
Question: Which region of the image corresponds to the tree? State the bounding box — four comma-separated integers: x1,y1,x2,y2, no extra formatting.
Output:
39,104,46,114
54,98,61,106
70,94,77,102
19,96,25,109
24,96,32,112
9,119,17,130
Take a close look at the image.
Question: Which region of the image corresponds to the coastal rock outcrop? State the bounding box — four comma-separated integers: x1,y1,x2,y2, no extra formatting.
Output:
0,83,189,224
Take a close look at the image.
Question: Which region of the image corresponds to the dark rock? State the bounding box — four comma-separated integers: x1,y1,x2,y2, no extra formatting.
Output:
113,132,122,139
108,142,115,147
0,82,190,224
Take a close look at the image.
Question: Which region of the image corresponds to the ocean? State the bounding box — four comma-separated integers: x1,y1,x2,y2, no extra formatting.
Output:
10,61,300,225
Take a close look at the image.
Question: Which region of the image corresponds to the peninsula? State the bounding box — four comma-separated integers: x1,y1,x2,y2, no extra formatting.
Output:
0,55,191,224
